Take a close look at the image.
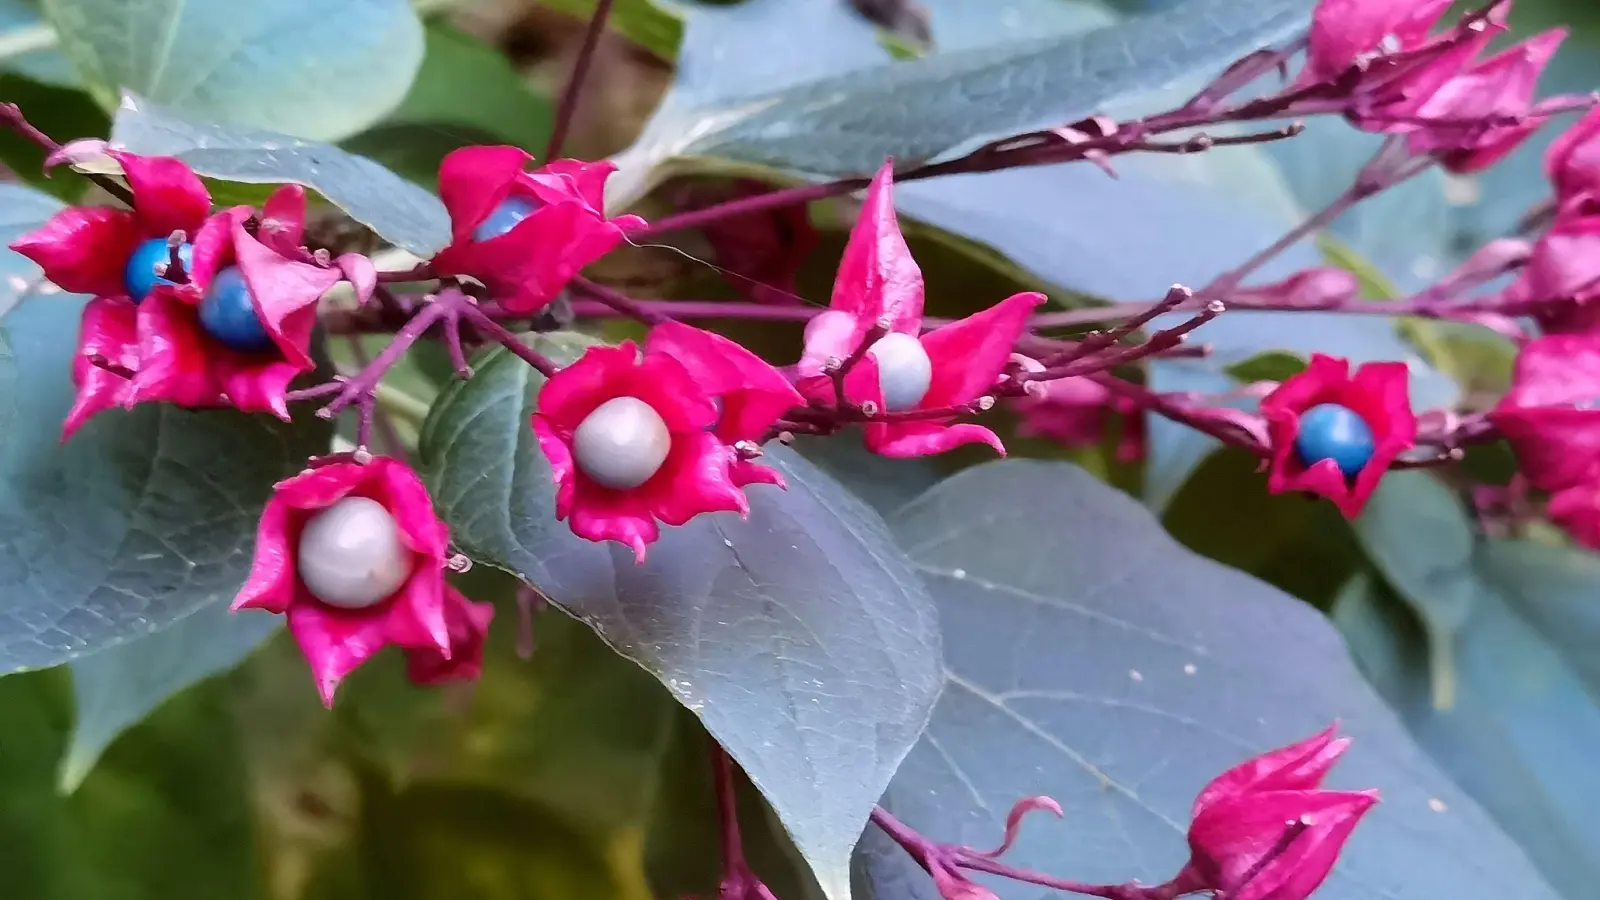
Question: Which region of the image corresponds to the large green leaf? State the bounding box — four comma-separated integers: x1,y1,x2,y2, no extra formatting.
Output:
417,338,942,900
61,605,279,791
1338,472,1600,899
304,779,624,900
619,0,1312,179
0,72,109,200
112,96,450,255
0,184,331,674
538,0,682,61
846,459,1556,900
340,22,554,186
0,0,76,86
42,0,421,141
0,669,262,899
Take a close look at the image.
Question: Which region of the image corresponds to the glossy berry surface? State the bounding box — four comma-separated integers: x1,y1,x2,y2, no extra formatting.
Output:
123,238,193,303
868,332,933,412
473,196,543,243
573,396,672,490
1293,403,1376,477
199,267,273,352
296,496,414,609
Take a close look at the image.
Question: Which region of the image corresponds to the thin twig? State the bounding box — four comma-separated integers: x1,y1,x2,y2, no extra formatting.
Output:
545,0,616,161
0,103,135,205
570,277,669,325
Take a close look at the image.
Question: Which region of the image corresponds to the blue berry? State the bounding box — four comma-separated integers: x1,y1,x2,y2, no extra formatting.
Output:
1294,403,1376,477
472,196,543,242
123,238,193,303
199,267,273,353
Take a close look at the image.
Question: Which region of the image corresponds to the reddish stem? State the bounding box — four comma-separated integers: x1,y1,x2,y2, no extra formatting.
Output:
0,103,136,205
571,277,669,326
545,0,616,161
711,743,744,868
343,335,404,452
459,304,560,377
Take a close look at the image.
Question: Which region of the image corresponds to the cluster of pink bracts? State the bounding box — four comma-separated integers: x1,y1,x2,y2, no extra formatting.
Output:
29,0,1600,894
5,0,1596,714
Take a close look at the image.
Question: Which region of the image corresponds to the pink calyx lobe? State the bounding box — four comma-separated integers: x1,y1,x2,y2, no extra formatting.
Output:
797,161,1044,458
232,457,491,706
430,145,645,314
1261,354,1416,518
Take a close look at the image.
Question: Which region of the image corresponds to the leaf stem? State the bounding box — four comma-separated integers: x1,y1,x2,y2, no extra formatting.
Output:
0,103,135,205
545,0,616,161
570,276,669,325
711,742,744,869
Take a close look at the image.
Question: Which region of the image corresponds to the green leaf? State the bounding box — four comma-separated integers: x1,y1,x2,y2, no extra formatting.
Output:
0,669,262,899
340,23,554,187
1352,472,1479,710
616,0,1311,184
382,24,553,151
41,0,422,141
417,337,942,900
0,0,76,86
0,73,108,200
1336,537,1600,900
61,605,279,791
332,570,680,835
857,458,1559,900
310,779,624,900
112,96,451,255
920,0,1119,51
1340,471,1600,899
537,0,682,61
1162,447,1363,609
0,184,332,674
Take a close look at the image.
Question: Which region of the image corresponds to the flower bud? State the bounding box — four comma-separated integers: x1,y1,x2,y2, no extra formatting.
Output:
1182,725,1377,900
1261,355,1416,518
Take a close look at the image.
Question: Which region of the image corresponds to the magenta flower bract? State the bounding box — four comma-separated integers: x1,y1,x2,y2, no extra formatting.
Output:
10,162,341,438
1012,374,1146,462
699,179,820,305
1181,725,1378,900
233,457,491,707
132,201,341,421
1405,29,1567,173
1548,482,1600,551
1489,332,1600,494
797,162,1044,458
532,341,749,561
405,588,497,687
1262,354,1416,518
430,145,646,314
9,150,210,299
1299,0,1453,87
644,320,803,488
1343,5,1506,134
1516,208,1600,312
1547,106,1600,205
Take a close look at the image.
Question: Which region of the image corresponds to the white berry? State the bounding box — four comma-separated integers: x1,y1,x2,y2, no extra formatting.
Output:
297,497,414,609
867,332,933,412
573,396,672,490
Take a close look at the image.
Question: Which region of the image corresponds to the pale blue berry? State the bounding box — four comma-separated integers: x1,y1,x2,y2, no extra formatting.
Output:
573,396,672,490
868,332,933,412
296,497,414,609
